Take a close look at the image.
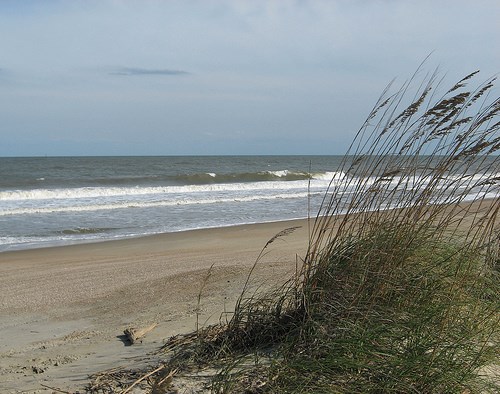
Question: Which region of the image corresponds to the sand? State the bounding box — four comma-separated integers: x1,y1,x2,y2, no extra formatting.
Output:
0,219,311,393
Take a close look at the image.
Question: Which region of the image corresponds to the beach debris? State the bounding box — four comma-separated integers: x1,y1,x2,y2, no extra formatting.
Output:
87,364,177,394
120,364,165,393
150,367,178,393
123,323,158,344
31,365,45,374
40,383,73,394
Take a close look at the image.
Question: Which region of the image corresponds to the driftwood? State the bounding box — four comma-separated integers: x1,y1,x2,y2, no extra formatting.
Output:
123,323,158,344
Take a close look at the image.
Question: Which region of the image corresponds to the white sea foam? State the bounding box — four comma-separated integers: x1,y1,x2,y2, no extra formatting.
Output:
0,192,313,216
311,171,346,181
0,179,332,202
267,170,289,177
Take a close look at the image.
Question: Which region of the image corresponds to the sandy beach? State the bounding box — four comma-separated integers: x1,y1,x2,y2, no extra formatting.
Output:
0,219,311,393
1,197,498,393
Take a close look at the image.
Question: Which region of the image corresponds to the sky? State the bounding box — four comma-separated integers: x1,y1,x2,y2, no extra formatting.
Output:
0,0,498,156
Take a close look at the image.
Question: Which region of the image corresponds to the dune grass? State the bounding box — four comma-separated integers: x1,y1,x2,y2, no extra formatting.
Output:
195,68,499,393
92,68,499,393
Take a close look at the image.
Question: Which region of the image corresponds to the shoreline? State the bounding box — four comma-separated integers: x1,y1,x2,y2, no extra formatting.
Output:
0,218,312,393
0,215,313,255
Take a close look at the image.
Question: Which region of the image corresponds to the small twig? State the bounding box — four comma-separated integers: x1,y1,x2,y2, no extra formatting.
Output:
40,384,72,394
156,367,179,387
90,364,127,377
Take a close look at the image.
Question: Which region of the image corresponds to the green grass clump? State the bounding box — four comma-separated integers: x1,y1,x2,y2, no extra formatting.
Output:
152,68,499,393
262,232,498,393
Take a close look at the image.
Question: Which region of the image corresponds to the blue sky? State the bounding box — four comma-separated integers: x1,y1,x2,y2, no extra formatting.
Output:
0,0,498,156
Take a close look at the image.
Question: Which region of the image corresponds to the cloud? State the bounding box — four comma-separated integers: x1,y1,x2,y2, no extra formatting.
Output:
0,0,498,156
108,67,190,76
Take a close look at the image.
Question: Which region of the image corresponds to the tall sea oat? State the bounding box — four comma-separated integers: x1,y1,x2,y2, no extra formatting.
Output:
292,69,499,393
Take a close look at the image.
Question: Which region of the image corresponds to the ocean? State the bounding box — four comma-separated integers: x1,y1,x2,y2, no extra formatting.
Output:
1,155,497,252
0,156,344,252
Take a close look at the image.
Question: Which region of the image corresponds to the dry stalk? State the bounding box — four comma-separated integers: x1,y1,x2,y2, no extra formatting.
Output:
39,384,72,394
119,364,165,394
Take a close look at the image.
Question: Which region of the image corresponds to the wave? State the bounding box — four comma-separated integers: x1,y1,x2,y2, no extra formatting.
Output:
2,170,346,189
58,227,116,235
0,176,336,202
0,191,318,216
170,170,344,184
1,169,495,203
